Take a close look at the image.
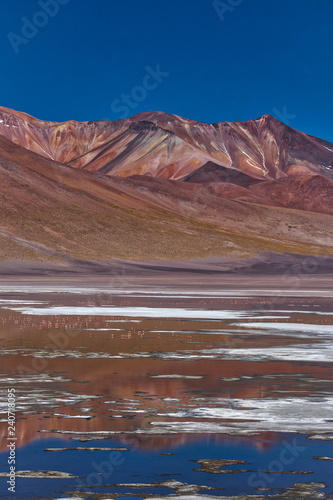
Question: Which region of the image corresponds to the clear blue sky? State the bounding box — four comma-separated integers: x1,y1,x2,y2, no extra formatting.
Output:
1,0,332,141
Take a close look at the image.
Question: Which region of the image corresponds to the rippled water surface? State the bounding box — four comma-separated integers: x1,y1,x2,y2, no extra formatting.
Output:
0,285,332,499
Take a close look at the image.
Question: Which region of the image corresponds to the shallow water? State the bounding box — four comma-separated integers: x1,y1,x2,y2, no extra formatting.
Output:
0,287,332,499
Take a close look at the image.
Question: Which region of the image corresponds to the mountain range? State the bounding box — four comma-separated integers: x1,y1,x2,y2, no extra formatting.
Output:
0,106,332,271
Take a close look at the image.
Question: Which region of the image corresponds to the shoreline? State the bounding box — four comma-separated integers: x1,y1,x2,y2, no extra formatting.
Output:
0,274,332,294
0,252,332,292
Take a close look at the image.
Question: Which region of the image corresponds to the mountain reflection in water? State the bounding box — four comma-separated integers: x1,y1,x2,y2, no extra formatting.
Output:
0,289,332,499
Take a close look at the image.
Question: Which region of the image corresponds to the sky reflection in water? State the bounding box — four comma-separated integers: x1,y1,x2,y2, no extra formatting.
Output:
0,290,332,499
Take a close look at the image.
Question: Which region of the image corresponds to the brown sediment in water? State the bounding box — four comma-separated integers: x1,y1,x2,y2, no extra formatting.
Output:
0,470,78,478
192,458,250,474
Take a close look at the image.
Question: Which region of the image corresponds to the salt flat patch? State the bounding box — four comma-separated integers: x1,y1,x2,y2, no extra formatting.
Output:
105,319,141,323
39,429,121,435
232,322,333,337
150,396,333,434
0,346,128,358
0,287,250,297
238,315,291,319
4,305,261,319
213,343,333,363
5,343,331,362
75,289,333,297
201,345,333,362
260,310,333,315
149,374,204,379
53,413,93,419
0,286,110,294
112,292,252,298
308,434,333,441
78,328,124,331
0,374,71,383
152,343,333,363
0,299,46,305
0,388,99,415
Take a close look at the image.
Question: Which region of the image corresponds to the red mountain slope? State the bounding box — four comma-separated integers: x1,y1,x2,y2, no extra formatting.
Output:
0,107,332,181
